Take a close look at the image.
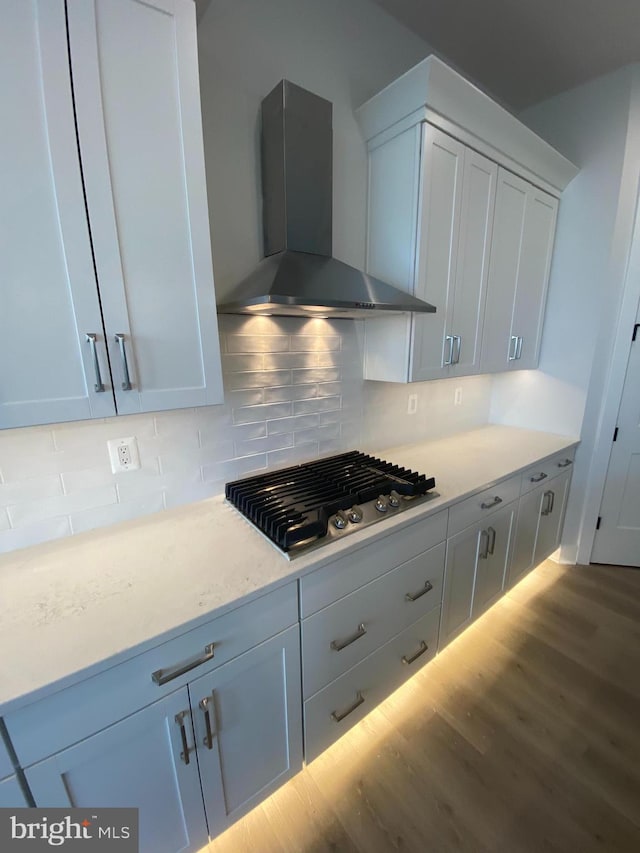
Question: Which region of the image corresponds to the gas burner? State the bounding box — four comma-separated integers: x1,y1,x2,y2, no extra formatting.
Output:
225,451,437,557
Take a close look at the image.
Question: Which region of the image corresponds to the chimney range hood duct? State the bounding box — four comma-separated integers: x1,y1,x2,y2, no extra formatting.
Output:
217,80,436,319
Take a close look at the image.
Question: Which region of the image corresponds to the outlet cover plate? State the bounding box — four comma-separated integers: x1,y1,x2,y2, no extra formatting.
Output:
107,437,140,473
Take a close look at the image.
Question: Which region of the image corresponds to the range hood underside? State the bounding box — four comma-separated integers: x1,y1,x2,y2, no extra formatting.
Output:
217,250,436,319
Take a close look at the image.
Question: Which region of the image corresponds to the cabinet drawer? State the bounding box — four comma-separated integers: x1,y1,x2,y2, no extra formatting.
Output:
304,606,440,763
5,582,297,768
447,474,520,536
302,542,445,698
520,449,575,495
300,509,447,617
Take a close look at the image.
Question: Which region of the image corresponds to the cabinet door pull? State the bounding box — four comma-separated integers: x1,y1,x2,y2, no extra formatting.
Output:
444,335,455,366
480,495,502,510
331,691,365,723
479,529,490,559
508,335,519,361
200,695,216,750
487,526,496,555
115,333,133,391
557,458,573,468
541,490,553,516
402,640,429,665
86,333,105,392
175,710,193,765
530,472,547,483
453,335,462,365
331,623,367,651
516,336,523,360
548,490,555,515
405,580,433,602
151,642,215,685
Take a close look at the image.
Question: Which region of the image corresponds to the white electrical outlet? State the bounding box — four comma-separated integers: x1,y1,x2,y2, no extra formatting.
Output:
107,437,140,473
407,393,418,415
454,387,463,406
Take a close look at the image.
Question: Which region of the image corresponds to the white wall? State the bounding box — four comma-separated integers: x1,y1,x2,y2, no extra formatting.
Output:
490,65,640,563
0,0,494,553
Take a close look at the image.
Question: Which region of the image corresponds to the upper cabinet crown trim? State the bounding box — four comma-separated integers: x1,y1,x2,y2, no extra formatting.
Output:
356,56,578,195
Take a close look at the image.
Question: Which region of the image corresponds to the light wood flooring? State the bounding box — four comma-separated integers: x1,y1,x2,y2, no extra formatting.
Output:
208,560,640,853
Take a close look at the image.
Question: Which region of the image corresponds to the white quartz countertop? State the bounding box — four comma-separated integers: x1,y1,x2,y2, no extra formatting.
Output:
0,425,578,712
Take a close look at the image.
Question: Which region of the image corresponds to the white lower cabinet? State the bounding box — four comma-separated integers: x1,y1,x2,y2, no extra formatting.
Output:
0,775,29,808
189,626,302,837
510,468,572,587
440,501,517,650
25,688,208,853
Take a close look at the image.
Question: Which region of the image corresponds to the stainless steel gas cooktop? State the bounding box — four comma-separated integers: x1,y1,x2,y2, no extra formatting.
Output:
225,450,438,557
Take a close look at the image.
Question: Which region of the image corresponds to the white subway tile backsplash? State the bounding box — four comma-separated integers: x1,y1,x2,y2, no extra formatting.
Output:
227,335,290,353
267,414,320,435
293,396,341,415
0,314,493,552
0,517,71,554
8,485,118,528
233,402,292,424
70,495,166,535
0,475,63,506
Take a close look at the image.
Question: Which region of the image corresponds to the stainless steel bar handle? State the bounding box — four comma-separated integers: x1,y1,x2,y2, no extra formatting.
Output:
175,710,193,765
405,580,434,602
331,623,367,652
444,335,455,366
331,691,365,723
541,490,553,516
516,336,523,360
479,529,489,559
557,458,573,468
200,696,215,750
402,640,429,665
453,335,462,365
115,333,132,391
151,642,215,685
480,496,502,510
487,526,497,556
530,472,548,483
508,335,519,361
86,333,105,392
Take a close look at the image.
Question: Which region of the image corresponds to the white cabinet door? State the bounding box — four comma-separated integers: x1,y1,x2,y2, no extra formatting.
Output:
67,0,223,414
481,169,558,373
509,487,544,588
0,0,115,429
472,502,516,617
0,775,30,808
440,524,481,650
190,626,303,838
25,688,208,853
534,469,571,563
449,149,497,376
410,125,464,381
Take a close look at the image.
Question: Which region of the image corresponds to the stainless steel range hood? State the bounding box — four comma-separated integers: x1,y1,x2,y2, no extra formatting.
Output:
217,80,436,319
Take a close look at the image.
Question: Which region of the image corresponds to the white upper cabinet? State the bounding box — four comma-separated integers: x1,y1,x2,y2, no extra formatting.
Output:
1,0,222,430
68,0,223,414
357,56,575,385
480,169,558,373
0,0,116,429
364,123,496,383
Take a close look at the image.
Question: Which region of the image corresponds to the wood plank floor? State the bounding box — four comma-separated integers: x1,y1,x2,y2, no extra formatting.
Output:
208,561,640,853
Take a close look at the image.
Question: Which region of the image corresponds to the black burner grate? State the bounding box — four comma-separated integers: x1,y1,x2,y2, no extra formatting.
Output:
225,450,435,552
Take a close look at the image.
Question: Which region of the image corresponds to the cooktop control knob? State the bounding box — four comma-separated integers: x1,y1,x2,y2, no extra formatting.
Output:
347,505,363,523
388,490,401,508
333,510,348,529
375,495,389,513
